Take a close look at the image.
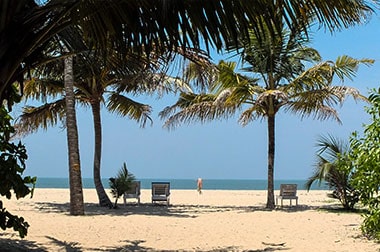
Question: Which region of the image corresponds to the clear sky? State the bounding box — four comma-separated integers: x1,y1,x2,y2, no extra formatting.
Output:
19,15,380,180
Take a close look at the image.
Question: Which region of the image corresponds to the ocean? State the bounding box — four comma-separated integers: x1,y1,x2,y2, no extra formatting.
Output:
34,178,329,190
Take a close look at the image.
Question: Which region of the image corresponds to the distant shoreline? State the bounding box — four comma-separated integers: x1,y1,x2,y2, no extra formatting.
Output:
33,177,329,190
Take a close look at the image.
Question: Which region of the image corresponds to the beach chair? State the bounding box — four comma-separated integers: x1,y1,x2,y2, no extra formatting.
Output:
151,182,170,206
276,184,298,207
123,181,141,205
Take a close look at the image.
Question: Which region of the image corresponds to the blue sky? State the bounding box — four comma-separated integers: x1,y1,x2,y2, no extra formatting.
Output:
19,15,380,180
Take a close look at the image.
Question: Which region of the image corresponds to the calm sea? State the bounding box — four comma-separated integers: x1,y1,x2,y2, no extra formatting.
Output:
34,178,328,190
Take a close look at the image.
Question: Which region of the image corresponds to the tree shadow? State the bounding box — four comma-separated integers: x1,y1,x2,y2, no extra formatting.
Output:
45,236,83,252
33,201,325,219
95,241,291,252
96,239,152,251
313,204,368,215
0,234,48,252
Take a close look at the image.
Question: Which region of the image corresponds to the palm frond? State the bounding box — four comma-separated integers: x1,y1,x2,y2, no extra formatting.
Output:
305,134,351,192
159,92,235,130
286,83,366,122
23,78,64,102
107,93,152,128
109,162,136,200
333,55,374,81
15,99,66,136
316,134,348,162
238,105,266,126
183,61,218,92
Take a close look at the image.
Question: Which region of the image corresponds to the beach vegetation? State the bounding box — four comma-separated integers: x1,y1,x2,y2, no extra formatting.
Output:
160,21,373,209
0,88,36,237
350,88,380,240
109,162,136,208
305,134,359,210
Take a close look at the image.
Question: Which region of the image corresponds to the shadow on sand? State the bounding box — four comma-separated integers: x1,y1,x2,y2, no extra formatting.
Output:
0,235,291,252
1,201,357,252
31,200,332,218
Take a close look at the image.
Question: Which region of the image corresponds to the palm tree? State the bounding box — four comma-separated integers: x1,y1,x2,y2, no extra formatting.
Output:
160,24,373,209
64,55,85,215
305,134,359,210
15,45,192,207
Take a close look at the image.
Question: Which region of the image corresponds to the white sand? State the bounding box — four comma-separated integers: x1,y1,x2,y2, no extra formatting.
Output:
1,188,379,251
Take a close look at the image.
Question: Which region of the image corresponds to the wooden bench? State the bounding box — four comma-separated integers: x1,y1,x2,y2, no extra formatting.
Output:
151,182,170,206
276,184,298,207
123,181,141,205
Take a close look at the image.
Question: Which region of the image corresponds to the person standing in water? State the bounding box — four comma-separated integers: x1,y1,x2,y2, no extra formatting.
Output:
197,178,203,194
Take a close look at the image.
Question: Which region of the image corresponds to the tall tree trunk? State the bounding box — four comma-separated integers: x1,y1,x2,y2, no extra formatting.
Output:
266,113,275,209
91,102,112,207
64,56,84,215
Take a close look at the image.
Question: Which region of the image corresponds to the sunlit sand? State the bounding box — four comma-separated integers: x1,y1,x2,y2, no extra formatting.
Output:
1,189,379,251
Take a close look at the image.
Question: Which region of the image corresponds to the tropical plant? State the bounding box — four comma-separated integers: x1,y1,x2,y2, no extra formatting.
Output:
350,88,380,239
109,162,136,208
0,89,36,237
305,134,359,210
160,23,373,209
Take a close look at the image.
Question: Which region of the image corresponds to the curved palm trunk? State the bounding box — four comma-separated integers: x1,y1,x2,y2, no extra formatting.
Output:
64,56,84,215
91,102,112,207
266,114,275,209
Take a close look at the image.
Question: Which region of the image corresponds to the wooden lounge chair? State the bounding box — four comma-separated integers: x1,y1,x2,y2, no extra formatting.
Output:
123,181,141,205
151,182,170,206
276,184,298,207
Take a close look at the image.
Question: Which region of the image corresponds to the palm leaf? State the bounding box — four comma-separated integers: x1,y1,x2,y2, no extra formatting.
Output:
23,78,64,102
333,55,374,81
107,93,152,127
15,99,66,136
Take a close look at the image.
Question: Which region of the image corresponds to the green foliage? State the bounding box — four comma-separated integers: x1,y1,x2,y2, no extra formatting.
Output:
109,162,135,208
305,134,359,210
350,88,380,239
0,96,36,238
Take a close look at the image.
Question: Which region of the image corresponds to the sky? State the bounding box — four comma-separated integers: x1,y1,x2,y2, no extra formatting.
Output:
18,15,380,181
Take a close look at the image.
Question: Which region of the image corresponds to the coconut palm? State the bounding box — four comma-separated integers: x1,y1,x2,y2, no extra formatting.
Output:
160,24,373,209
109,162,136,208
16,41,200,207
305,134,359,210
64,55,85,214
15,45,190,207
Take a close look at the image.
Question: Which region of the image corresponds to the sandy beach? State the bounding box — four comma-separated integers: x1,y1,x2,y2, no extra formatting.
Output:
1,188,379,252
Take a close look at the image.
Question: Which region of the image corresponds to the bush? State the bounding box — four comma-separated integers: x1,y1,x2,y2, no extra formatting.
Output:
305,134,359,210
350,88,380,239
109,162,135,208
0,105,36,238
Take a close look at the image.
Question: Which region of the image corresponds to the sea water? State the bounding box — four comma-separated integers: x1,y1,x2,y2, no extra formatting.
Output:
33,178,329,190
